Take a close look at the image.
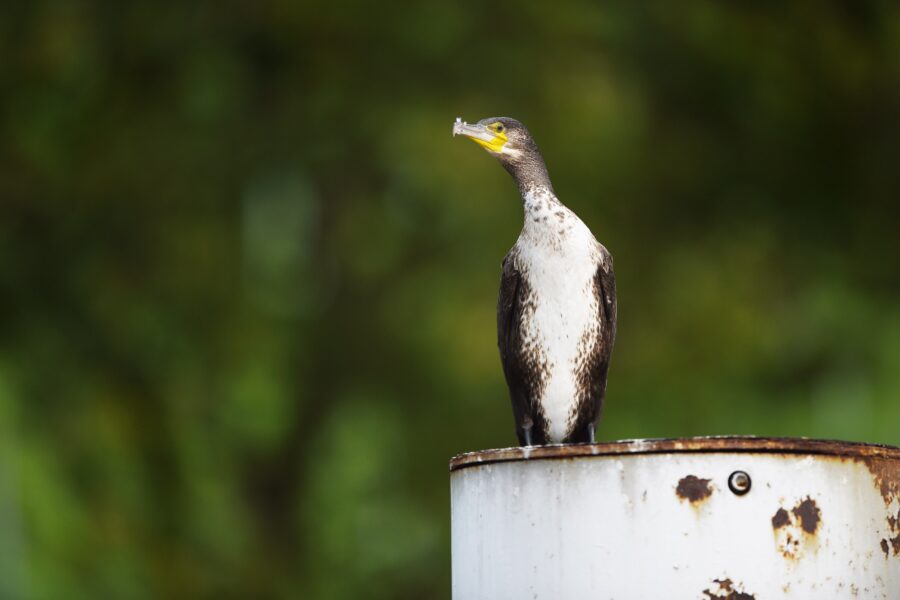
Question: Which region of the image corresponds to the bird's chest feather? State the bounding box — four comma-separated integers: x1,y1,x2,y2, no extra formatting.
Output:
517,248,598,358
514,201,601,365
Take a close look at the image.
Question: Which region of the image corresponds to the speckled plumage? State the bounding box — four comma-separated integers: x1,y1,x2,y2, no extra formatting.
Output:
499,185,616,444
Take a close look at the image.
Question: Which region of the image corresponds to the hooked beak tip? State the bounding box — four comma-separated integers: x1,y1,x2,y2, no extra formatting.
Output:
452,117,465,137
452,118,492,142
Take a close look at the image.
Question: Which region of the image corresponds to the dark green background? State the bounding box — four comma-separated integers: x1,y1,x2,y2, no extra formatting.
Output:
2,1,899,598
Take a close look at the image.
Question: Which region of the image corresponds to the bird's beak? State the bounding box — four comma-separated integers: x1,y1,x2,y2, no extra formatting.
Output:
453,118,507,153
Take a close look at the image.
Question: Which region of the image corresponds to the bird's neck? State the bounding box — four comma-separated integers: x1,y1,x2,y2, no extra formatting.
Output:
503,153,554,197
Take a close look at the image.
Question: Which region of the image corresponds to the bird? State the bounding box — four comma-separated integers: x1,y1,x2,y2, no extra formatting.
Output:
453,116,617,446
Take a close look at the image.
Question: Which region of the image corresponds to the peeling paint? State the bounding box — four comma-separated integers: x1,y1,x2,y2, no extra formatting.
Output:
860,457,900,560
792,497,821,534
676,475,713,504
771,508,790,529
772,497,822,560
859,456,900,507
702,578,756,599
883,506,900,558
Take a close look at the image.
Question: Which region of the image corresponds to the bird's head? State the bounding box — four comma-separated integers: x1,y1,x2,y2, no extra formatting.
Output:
453,116,552,193
452,116,533,159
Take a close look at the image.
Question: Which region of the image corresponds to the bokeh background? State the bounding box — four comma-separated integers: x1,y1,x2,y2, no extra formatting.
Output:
2,1,900,598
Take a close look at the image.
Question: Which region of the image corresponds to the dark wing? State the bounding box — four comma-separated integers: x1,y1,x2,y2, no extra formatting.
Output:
597,251,617,353
497,252,545,445
568,251,617,443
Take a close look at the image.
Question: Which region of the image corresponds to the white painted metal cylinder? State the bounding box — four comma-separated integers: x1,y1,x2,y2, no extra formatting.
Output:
450,437,900,599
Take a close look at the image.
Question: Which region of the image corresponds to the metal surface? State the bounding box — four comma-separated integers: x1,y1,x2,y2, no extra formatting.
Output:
450,436,900,599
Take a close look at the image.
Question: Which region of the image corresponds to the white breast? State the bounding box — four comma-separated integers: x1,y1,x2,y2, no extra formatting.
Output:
515,187,604,442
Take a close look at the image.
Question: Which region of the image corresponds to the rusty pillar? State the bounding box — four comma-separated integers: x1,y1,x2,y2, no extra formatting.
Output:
449,436,900,599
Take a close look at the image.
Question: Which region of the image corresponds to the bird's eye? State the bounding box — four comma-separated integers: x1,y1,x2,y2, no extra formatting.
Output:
496,124,504,132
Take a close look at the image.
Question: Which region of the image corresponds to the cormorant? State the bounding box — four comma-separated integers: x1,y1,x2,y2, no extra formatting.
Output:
453,117,617,445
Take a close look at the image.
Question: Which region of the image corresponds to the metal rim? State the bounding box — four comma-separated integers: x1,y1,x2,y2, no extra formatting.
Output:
449,436,900,472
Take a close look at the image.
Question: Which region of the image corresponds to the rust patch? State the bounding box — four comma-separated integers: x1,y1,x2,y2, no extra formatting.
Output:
883,506,900,557
702,578,755,599
858,457,900,560
449,436,900,472
676,475,713,503
858,456,900,506
772,497,822,560
771,508,790,529
791,497,821,534
883,537,900,558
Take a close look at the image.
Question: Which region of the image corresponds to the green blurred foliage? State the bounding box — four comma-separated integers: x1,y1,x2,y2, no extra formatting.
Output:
1,1,899,598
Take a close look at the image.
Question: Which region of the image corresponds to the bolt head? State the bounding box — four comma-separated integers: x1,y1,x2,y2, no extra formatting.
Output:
728,470,751,495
